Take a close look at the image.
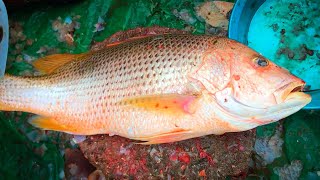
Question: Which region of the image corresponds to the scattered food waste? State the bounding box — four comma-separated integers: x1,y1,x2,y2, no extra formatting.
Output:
254,123,284,165
52,16,81,45
93,16,105,33
274,160,303,180
196,1,234,30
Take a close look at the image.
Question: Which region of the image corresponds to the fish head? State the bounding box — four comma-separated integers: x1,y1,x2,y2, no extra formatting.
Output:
194,37,311,129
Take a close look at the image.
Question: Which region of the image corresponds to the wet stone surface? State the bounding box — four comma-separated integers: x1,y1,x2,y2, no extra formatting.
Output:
79,130,255,179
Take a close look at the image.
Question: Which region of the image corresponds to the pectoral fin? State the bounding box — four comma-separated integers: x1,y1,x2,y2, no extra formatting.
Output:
120,94,199,114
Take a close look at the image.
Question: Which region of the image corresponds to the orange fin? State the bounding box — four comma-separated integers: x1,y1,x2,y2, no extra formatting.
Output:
136,129,193,144
120,94,199,114
105,35,155,48
28,116,69,132
32,53,89,74
91,26,188,51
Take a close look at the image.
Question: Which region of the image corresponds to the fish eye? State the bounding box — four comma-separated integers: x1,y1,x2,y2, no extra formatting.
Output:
254,57,269,67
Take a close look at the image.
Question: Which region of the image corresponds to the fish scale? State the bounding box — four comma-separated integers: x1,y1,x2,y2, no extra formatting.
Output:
0,32,311,144
0,34,211,136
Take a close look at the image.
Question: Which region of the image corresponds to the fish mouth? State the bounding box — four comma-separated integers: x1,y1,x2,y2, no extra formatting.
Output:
273,81,311,104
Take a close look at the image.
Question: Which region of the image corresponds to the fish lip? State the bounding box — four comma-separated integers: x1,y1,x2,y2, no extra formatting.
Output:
273,81,306,104
284,91,311,102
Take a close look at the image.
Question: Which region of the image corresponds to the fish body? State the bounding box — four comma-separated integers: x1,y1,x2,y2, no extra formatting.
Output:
0,33,311,144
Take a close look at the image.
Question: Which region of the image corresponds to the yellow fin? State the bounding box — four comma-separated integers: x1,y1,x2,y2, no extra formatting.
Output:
32,53,89,74
120,94,199,114
136,129,193,144
28,116,69,132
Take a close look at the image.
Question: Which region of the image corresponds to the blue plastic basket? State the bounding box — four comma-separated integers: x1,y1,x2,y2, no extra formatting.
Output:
0,0,8,77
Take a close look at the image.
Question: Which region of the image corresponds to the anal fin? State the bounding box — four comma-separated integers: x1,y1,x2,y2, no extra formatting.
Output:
135,129,193,145
28,116,70,132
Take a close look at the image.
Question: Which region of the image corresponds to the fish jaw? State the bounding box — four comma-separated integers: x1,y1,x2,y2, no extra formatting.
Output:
241,91,311,126
265,80,311,120
213,87,311,131
265,91,311,119
273,80,306,104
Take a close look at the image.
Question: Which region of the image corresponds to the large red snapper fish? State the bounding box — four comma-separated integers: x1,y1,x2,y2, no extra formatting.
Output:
0,33,311,144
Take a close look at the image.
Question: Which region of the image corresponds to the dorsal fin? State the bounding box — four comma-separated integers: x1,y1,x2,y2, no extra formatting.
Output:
91,26,188,51
32,53,89,74
105,35,155,48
